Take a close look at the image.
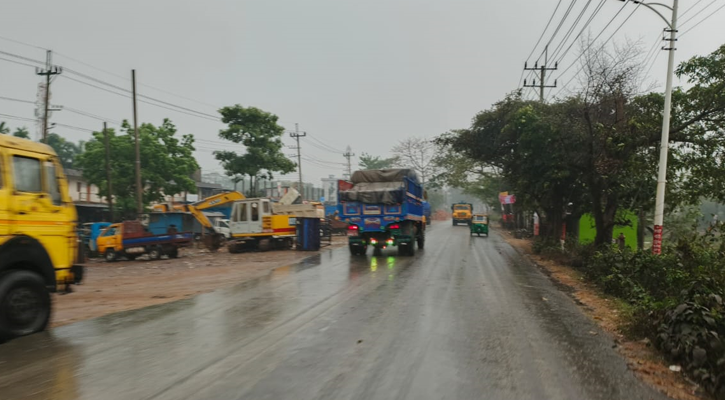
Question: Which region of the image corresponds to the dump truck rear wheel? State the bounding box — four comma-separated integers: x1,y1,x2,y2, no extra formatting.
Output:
148,247,162,260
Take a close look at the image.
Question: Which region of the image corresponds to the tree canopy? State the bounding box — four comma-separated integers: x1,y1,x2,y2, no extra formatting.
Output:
46,133,83,169
358,152,399,170
77,119,198,218
391,137,437,185
214,105,295,195
436,43,725,245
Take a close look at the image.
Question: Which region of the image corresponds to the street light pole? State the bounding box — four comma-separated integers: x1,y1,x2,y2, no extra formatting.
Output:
621,0,678,254
651,0,678,254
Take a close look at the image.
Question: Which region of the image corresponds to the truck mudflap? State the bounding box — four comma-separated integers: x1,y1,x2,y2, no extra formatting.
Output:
71,265,84,284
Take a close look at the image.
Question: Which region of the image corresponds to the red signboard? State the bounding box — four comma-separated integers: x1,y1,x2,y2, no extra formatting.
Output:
498,194,516,205
652,225,663,255
338,180,353,192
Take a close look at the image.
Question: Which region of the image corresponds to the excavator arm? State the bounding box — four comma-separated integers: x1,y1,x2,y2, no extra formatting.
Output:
186,191,245,251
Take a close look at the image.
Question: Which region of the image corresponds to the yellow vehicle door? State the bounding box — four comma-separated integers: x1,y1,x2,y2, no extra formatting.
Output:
96,224,121,254
8,151,76,269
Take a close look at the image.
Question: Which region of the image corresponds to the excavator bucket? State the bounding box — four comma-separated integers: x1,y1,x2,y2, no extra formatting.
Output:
203,233,223,252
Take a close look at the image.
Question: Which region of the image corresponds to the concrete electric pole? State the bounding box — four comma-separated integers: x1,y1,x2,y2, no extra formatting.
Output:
289,123,307,198
523,46,557,102
131,69,143,216
35,50,62,143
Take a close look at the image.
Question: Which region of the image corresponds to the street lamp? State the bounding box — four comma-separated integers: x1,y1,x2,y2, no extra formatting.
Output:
621,0,679,254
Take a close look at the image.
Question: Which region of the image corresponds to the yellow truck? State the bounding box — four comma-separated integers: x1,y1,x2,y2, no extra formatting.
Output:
0,135,83,341
451,203,473,226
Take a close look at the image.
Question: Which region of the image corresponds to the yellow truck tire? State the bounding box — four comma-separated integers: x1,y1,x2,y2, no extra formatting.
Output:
0,270,51,341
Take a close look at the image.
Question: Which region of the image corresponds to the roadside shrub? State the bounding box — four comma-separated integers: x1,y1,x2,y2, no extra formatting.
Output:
654,290,725,398
552,223,725,397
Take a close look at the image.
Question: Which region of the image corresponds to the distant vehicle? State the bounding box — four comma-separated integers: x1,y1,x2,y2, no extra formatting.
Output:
215,219,231,239
151,191,247,251
338,169,426,256
0,135,83,340
470,214,489,237
80,222,112,258
423,201,432,225
96,220,193,262
451,203,473,226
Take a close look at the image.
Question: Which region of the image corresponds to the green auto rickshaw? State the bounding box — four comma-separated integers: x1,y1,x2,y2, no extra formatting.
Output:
470,214,489,237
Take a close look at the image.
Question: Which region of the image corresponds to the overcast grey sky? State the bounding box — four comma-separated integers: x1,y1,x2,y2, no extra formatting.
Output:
1,0,723,184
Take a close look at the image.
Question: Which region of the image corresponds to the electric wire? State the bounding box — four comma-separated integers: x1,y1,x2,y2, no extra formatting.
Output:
518,0,564,87
680,2,725,37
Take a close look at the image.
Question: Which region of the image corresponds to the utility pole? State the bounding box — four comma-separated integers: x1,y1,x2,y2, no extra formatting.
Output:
649,0,679,255
35,50,62,143
103,122,114,222
131,70,143,216
289,123,306,198
523,46,557,102
343,145,355,179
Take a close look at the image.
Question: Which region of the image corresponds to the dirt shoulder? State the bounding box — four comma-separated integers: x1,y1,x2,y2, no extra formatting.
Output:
52,238,347,328
501,232,705,400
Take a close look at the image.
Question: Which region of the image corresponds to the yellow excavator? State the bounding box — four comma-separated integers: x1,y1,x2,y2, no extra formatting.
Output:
152,191,246,252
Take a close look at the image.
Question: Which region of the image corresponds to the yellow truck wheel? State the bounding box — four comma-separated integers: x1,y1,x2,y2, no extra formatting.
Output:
105,249,118,262
0,270,51,340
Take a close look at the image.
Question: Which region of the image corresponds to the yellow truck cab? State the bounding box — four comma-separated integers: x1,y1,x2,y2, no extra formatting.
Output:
451,203,473,226
0,135,83,341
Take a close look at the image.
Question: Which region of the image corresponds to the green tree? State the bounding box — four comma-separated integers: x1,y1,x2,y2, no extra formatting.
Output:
46,133,83,169
437,43,725,245
214,105,296,195
13,127,30,139
77,119,199,218
0,122,9,135
358,152,399,170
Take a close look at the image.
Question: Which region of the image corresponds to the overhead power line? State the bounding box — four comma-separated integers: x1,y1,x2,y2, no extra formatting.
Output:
0,96,35,104
1,34,221,110
61,75,220,122
678,0,718,27
62,68,219,120
0,113,35,123
308,135,344,153
680,2,725,37
518,0,564,87
0,48,220,123
548,0,596,62
537,0,581,63
552,0,608,64
0,56,40,69
552,0,639,97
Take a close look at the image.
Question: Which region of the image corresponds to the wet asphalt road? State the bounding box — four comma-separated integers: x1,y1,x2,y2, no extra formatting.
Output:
0,223,670,400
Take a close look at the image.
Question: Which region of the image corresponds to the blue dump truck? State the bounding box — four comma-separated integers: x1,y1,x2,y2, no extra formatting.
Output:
338,169,426,256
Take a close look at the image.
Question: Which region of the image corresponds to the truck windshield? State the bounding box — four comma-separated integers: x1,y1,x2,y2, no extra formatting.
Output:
454,205,470,210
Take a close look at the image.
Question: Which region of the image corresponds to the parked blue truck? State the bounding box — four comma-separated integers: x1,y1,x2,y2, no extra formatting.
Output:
338,169,426,256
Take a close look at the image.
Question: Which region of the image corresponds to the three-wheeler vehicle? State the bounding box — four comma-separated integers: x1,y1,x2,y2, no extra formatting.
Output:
470,214,489,237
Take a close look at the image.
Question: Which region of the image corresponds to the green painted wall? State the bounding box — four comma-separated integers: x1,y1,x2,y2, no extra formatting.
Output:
578,211,637,250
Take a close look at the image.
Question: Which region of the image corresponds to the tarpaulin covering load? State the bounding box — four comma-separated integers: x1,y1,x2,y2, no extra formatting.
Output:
350,169,419,184
339,169,419,205
338,181,405,204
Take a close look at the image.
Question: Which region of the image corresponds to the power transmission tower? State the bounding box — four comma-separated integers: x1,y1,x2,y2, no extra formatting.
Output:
35,50,62,143
343,146,355,179
289,123,306,198
523,46,558,102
